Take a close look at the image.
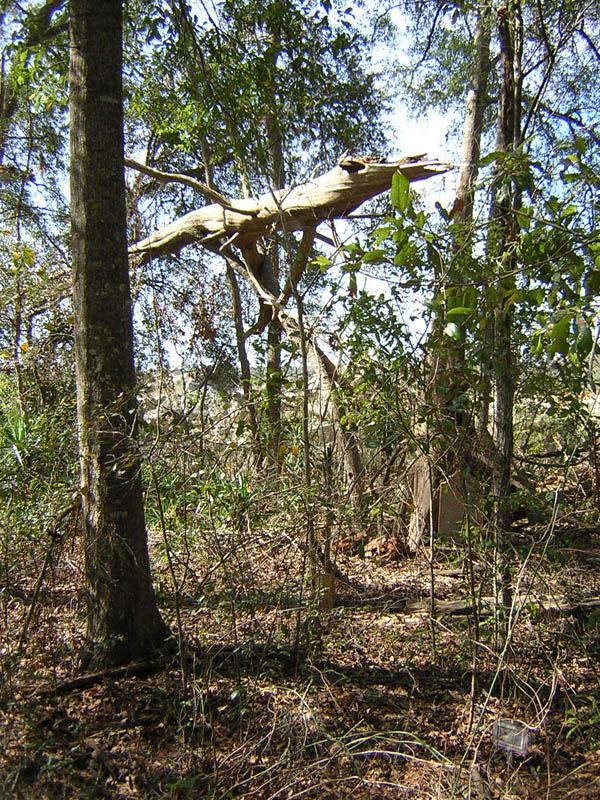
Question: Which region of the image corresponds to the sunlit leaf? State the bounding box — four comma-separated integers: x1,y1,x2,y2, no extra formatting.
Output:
444,322,461,340
391,171,410,212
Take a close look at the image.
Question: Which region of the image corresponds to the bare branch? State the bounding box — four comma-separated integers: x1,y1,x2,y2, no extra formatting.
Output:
577,26,600,63
537,102,600,148
124,157,256,215
278,227,317,306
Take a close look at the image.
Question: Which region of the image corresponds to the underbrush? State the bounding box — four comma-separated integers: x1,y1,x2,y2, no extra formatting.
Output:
2,371,600,798
2,510,600,798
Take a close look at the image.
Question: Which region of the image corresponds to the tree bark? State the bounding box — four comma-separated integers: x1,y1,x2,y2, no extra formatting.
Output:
69,0,169,668
456,5,493,438
454,4,492,223
489,0,523,634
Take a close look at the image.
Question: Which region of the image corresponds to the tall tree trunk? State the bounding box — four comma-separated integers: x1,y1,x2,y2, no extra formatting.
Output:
454,3,492,224
489,0,523,632
265,113,285,467
407,5,492,550
69,0,168,668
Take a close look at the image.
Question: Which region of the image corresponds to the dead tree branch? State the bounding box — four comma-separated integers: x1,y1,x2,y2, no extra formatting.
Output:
128,154,451,263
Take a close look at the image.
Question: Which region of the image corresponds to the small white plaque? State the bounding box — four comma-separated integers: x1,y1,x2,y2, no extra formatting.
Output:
493,719,529,756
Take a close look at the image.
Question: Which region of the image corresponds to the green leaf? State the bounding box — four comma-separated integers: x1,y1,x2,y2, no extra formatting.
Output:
391,171,410,213
531,331,544,354
576,322,593,358
479,150,505,167
446,306,473,316
585,269,600,295
427,242,443,274
517,205,533,231
314,255,331,269
22,246,35,268
551,313,573,356
371,226,392,245
362,249,385,264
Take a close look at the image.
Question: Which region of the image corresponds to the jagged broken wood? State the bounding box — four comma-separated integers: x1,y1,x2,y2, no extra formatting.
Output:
128,154,451,264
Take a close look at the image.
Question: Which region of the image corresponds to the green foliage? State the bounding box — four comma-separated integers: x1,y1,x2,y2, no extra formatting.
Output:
565,692,600,744
0,408,28,469
125,0,386,192
0,383,75,500
194,469,260,531
0,374,76,589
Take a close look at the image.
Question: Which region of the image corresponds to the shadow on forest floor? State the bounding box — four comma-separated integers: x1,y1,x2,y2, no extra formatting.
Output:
2,529,600,798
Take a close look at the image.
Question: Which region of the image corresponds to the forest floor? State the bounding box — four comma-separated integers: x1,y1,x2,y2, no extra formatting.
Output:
2,520,600,799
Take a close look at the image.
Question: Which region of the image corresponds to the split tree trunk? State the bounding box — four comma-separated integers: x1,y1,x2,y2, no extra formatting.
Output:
407,7,492,551
70,0,169,668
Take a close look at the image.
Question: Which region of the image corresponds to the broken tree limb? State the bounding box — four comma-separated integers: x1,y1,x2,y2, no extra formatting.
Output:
128,154,452,263
126,152,451,492
404,594,600,620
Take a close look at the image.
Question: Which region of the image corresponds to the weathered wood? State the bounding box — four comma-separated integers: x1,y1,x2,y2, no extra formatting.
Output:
126,153,451,505
404,594,600,619
405,596,495,616
128,154,451,263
